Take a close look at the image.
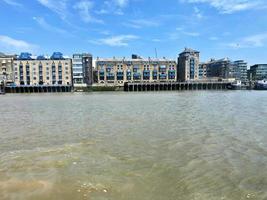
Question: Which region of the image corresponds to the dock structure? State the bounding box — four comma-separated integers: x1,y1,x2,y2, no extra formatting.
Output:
5,86,73,93
0,84,5,94
124,82,230,92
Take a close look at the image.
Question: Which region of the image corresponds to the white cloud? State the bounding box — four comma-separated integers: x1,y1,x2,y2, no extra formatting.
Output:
37,0,68,19
226,32,267,49
209,36,219,40
168,27,200,40
175,27,200,37
95,9,109,15
244,33,267,47
99,30,111,35
89,35,139,47
183,32,200,37
123,19,160,29
96,0,130,16
33,17,70,35
223,32,231,36
182,0,266,14
74,0,103,23
114,0,129,7
176,27,185,31
0,35,38,53
193,6,203,19
2,0,22,7
152,39,161,42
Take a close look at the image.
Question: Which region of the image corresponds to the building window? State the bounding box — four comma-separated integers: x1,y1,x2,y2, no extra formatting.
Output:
133,65,139,72
106,66,112,72
190,59,195,79
117,71,124,80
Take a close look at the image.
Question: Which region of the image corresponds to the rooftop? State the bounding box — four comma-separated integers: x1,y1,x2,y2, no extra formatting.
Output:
96,56,176,62
15,52,70,60
0,52,16,58
206,58,231,64
179,48,200,55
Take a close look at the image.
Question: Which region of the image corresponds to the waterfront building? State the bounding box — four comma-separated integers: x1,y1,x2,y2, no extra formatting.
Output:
248,64,267,81
204,58,250,82
13,52,72,86
204,58,248,82
0,53,16,85
95,55,177,86
205,58,232,80
177,48,200,82
198,63,207,79
231,60,248,82
72,53,93,86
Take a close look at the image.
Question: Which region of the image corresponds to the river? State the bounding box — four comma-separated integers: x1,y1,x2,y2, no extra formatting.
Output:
0,91,267,200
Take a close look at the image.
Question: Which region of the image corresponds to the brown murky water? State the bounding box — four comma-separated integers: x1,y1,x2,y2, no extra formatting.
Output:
0,91,267,200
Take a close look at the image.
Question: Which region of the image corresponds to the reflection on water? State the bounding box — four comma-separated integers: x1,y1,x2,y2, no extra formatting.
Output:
0,91,267,200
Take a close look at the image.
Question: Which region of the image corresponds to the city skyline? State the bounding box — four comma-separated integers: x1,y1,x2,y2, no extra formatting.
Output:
0,0,267,65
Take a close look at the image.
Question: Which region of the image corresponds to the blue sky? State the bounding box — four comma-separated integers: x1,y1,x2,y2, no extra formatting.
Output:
0,0,267,65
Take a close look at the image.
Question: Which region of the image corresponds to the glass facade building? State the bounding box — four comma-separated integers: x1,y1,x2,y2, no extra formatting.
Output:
205,58,231,79
231,60,248,82
201,59,246,82
249,64,267,81
72,53,93,86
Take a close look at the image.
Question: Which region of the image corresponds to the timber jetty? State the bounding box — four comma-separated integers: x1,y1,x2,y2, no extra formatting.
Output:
4,85,73,93
0,81,233,93
124,81,231,92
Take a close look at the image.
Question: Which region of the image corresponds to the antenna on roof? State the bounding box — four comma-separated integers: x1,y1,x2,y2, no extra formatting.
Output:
155,48,158,59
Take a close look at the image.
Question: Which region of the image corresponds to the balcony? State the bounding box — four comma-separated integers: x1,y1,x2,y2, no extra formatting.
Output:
133,72,141,80
106,73,115,81
117,72,124,81
159,74,167,79
106,67,113,73
143,70,150,80
159,66,166,72
168,70,175,79
99,70,105,75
